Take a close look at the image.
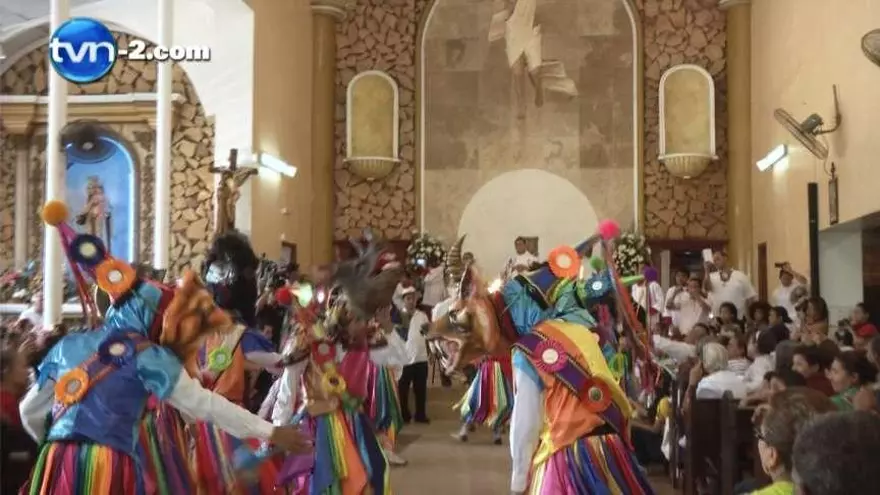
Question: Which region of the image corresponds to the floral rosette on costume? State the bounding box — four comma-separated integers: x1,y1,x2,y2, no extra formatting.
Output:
612,230,651,277
405,231,446,274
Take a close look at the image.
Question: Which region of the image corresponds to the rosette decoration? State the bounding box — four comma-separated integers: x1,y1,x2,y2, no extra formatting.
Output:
612,230,651,277
98,334,136,366
405,231,447,274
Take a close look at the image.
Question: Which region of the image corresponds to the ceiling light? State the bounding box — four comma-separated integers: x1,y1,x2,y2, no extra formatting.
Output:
236,148,297,177
756,144,788,172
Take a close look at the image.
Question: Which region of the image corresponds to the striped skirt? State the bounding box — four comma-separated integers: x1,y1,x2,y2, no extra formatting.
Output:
454,357,513,430
137,401,196,494
281,409,389,495
364,364,403,445
27,442,139,495
529,433,654,495
192,420,280,495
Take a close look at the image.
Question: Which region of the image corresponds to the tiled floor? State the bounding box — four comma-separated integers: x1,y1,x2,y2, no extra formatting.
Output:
390,386,676,494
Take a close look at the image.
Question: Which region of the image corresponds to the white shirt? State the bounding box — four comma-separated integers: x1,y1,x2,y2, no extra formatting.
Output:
707,270,757,317
502,252,539,280
421,265,446,306
727,358,751,377
743,353,775,393
771,281,802,326
696,370,748,399
402,309,430,365
663,286,684,326
653,334,696,363
17,306,42,328
631,281,664,326
675,292,710,335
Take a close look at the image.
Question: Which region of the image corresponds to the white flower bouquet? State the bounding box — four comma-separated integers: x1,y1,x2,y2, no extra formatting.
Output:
405,231,447,274
612,230,651,277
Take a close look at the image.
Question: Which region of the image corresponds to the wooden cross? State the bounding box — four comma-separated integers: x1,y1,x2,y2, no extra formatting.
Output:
210,148,259,235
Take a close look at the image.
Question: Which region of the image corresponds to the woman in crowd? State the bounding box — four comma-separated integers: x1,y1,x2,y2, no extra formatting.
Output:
828,350,877,410
851,303,878,351
744,331,777,393
791,345,835,396
727,332,751,376
0,345,38,494
693,342,748,399
802,297,830,345
715,302,743,333
747,301,771,335
752,388,836,495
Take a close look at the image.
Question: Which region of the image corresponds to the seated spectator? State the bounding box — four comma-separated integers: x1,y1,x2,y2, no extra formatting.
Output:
694,342,748,399
653,322,710,363
727,332,751,376
792,412,880,495
768,306,793,335
1,345,38,494
714,301,743,333
851,303,878,351
774,340,798,373
752,388,836,495
769,369,807,393
802,297,830,345
792,345,835,396
827,350,877,410
745,330,778,393
747,301,771,335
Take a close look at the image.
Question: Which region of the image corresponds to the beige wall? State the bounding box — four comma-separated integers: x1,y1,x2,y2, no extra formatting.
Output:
250,0,314,263
751,0,880,274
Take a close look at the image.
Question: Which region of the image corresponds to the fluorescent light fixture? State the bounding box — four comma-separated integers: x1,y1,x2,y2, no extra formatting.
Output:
756,144,788,171
235,148,297,177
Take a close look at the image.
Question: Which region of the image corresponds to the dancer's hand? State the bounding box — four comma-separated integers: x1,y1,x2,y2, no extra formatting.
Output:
270,426,314,454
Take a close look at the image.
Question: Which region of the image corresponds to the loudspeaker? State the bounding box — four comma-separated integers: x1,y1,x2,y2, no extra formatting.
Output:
808,182,820,296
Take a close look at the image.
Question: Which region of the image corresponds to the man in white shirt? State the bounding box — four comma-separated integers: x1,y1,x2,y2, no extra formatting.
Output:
666,277,711,336
694,342,748,400
501,237,539,281
631,268,664,329
663,268,690,329
771,262,808,327
703,249,757,318
16,292,43,330
395,286,431,423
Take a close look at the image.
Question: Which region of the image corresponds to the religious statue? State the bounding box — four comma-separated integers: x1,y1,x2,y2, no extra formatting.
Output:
210,148,258,235
75,176,111,250
489,0,578,119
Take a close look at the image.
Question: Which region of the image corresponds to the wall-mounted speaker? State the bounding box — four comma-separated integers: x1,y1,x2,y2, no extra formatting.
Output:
808,182,820,296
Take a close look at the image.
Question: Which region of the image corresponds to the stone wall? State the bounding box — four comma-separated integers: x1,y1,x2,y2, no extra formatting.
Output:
334,0,430,240
0,32,215,274
0,130,15,269
333,0,730,242
642,0,728,239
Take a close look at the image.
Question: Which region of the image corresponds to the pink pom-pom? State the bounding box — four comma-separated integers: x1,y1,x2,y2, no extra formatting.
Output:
597,220,620,241
643,266,659,283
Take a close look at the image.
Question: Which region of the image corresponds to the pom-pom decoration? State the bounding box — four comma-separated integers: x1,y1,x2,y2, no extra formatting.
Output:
55,368,90,406
41,200,70,226
534,339,568,374
274,287,293,306
94,258,136,295
643,266,659,283
207,347,234,372
69,234,107,267
321,369,347,396
589,255,606,272
582,378,612,413
597,219,621,241
98,335,136,366
547,245,581,279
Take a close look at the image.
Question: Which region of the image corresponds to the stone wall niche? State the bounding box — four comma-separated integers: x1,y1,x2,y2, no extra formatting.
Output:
345,70,400,182
658,64,717,179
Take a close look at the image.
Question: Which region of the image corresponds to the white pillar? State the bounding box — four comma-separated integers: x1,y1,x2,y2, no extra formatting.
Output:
14,138,29,269
153,0,174,268
43,0,70,327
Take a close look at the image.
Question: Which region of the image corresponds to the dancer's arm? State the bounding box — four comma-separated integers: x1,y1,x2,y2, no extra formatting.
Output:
19,383,53,442
370,328,409,367
271,360,308,426
510,350,544,494
241,330,284,373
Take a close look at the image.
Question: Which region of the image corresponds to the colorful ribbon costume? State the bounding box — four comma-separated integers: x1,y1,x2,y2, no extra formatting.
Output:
19,201,284,495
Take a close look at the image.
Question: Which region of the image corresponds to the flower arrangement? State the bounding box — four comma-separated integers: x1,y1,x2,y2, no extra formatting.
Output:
405,231,447,274
612,230,651,277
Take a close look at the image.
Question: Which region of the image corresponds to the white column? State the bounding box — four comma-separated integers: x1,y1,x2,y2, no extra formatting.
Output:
153,0,174,268
43,0,70,327
14,137,29,269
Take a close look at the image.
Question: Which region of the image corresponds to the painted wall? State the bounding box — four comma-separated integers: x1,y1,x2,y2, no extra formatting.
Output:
751,0,880,274
818,226,863,324
457,169,599,277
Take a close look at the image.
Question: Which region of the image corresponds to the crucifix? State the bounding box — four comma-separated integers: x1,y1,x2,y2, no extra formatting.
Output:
210,148,259,235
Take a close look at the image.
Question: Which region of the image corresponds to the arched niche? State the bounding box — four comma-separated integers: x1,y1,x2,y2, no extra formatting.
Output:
65,129,140,262
345,70,401,181
658,64,717,179
417,0,644,243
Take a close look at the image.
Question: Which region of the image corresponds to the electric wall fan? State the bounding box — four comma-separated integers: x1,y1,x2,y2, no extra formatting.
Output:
773,86,841,160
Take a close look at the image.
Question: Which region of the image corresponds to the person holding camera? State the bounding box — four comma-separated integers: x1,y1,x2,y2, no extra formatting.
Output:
771,262,808,328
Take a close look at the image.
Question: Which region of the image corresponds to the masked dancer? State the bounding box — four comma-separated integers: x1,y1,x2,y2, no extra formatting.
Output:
19,201,311,495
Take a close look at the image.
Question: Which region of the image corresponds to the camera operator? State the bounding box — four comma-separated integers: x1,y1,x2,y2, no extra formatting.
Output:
771,262,808,328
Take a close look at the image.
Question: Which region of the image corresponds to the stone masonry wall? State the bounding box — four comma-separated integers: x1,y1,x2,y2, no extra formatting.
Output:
334,0,730,242
0,32,215,274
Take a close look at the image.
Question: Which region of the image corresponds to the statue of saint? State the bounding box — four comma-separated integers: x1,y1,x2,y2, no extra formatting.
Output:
211,149,258,235
75,176,111,248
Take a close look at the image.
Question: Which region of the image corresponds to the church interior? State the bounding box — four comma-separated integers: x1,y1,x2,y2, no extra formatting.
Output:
1,0,879,493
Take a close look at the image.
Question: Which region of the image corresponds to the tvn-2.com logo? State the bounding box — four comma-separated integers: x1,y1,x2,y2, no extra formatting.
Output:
50,18,211,84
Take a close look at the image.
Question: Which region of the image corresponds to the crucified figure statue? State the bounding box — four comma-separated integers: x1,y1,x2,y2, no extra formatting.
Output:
210,148,258,235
